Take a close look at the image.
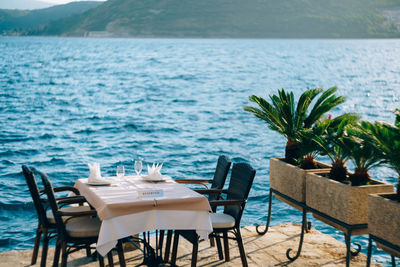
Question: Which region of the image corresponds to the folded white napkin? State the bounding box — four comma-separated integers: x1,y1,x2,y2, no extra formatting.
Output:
88,162,108,183
145,163,163,180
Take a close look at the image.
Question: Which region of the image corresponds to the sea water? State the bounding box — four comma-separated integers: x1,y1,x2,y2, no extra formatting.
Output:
1,37,399,265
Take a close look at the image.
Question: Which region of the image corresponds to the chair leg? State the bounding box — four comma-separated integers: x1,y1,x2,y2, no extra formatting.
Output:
107,252,114,267
164,230,173,262
159,230,165,249
31,223,42,265
85,244,91,257
53,239,62,267
40,228,49,267
215,233,224,260
191,241,198,267
61,241,68,267
171,233,180,265
223,231,230,261
235,228,248,267
209,236,216,247
117,240,126,267
98,254,105,267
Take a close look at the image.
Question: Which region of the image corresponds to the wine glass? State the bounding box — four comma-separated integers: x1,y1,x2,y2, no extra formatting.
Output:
116,165,125,178
134,159,142,176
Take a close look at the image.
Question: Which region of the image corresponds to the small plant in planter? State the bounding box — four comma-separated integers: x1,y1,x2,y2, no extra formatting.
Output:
342,121,385,186
362,109,400,199
299,113,359,182
244,86,346,166
305,117,394,226
365,109,400,258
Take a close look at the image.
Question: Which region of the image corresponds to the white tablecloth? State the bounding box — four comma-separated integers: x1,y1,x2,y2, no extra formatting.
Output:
75,176,213,256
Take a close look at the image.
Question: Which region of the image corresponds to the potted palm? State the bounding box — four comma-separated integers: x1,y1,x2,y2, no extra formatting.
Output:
299,113,359,182
244,86,344,205
306,120,394,231
367,109,400,257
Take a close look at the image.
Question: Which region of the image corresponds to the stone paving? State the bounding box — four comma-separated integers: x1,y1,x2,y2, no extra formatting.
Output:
0,223,381,266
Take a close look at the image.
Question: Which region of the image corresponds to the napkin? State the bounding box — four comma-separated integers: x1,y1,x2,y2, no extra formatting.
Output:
146,163,163,180
88,162,108,183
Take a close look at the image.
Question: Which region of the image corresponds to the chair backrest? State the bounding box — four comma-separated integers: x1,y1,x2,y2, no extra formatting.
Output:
40,172,67,238
22,165,52,228
209,155,231,202
224,163,256,225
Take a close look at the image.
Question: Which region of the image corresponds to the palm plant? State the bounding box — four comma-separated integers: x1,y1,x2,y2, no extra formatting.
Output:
244,86,346,165
299,113,359,179
361,109,400,199
344,121,384,186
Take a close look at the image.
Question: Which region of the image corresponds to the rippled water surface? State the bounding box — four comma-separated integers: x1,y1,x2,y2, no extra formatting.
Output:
1,37,399,265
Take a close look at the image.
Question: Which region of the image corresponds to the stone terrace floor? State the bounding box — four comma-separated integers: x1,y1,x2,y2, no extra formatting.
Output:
0,223,382,266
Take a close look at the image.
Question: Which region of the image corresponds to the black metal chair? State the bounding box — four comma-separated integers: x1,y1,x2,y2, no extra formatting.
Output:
175,155,231,205
171,162,256,267
161,155,231,261
40,171,126,267
22,165,91,267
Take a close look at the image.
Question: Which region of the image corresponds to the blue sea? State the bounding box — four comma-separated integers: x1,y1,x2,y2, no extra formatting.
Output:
0,37,399,265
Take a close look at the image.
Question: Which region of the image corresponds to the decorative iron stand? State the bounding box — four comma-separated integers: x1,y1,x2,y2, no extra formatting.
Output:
256,188,364,267
367,234,399,267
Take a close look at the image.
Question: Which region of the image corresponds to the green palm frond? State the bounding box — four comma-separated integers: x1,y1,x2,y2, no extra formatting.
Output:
365,119,400,176
345,121,384,172
295,88,322,131
394,108,400,128
244,87,346,164
304,86,346,128
307,114,358,157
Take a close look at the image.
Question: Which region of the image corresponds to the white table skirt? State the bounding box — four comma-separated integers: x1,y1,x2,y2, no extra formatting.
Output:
96,209,213,256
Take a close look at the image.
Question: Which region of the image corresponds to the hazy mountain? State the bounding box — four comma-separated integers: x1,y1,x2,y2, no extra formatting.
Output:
0,1,103,34
0,0,52,10
8,0,400,38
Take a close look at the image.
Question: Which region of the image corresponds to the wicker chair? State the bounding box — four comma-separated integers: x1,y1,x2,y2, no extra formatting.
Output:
40,171,126,267
22,165,91,267
171,162,256,267
161,155,231,261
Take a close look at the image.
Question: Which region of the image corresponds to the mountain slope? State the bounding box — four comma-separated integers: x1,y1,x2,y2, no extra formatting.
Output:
17,0,400,37
0,1,103,34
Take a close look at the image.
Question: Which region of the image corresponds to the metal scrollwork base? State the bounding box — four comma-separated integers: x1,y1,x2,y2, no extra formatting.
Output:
255,187,369,267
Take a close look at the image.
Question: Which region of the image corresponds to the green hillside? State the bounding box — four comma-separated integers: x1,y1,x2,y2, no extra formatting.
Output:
0,1,102,35
10,0,400,37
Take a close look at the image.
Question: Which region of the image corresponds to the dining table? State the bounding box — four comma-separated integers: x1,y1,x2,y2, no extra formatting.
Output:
74,175,213,262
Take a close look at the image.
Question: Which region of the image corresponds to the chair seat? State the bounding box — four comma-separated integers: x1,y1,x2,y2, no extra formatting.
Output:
66,216,101,238
210,213,235,228
46,205,91,223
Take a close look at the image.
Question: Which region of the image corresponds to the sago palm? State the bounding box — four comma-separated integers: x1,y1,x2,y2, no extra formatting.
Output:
345,121,385,186
300,113,359,178
362,109,400,199
244,86,346,165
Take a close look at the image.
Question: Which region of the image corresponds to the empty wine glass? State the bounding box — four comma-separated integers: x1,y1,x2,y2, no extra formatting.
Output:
134,159,142,176
116,165,125,178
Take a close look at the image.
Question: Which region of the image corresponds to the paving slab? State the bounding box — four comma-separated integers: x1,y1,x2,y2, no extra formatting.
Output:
0,223,381,266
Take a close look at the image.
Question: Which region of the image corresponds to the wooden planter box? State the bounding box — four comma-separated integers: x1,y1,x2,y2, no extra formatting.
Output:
306,172,394,230
368,193,400,257
269,158,330,209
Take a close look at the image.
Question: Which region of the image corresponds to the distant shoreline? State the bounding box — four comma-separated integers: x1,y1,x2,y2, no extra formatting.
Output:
2,35,400,40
